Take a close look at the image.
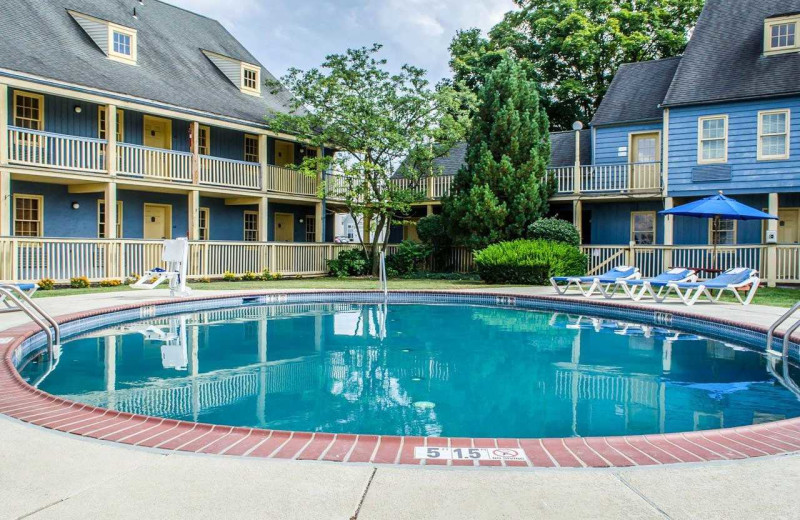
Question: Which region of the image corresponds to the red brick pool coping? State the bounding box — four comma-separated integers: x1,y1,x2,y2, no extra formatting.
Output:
2,290,800,468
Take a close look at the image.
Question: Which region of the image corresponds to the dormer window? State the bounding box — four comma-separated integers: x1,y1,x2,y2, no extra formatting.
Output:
108,25,137,64
69,11,137,65
241,64,261,95
765,15,800,55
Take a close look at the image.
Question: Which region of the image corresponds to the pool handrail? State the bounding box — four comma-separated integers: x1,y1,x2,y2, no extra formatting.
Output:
0,284,61,357
766,301,800,355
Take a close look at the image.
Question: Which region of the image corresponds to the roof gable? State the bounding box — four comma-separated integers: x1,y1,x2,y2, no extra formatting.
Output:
0,0,294,125
663,0,800,107
591,57,681,126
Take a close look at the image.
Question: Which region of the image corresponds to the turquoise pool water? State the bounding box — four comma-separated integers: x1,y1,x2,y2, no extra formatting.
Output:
20,303,800,438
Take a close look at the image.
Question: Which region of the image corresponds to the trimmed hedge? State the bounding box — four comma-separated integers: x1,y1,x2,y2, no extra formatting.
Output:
473,239,587,284
528,218,581,247
328,248,370,277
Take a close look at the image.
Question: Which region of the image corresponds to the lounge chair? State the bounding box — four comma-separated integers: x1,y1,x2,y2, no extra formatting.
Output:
659,267,760,306
131,238,192,297
0,283,39,313
604,268,697,301
550,265,640,296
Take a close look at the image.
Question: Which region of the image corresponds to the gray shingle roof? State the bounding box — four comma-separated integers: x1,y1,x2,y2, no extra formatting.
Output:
0,0,294,126
550,131,591,168
591,57,681,126
400,131,592,178
663,0,800,106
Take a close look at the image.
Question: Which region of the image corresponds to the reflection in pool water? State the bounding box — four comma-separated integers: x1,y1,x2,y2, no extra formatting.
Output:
20,303,800,438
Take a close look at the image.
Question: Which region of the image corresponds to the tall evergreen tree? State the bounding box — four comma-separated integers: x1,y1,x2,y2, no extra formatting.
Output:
443,57,551,249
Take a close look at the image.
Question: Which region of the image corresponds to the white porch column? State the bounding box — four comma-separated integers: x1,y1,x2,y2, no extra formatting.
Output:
258,196,269,242
426,204,434,216
572,199,582,239
106,104,117,176
0,170,10,236
191,122,200,185
767,193,779,287
259,135,268,192
188,189,200,240
314,201,323,242
104,181,117,239
0,83,8,166
662,197,674,269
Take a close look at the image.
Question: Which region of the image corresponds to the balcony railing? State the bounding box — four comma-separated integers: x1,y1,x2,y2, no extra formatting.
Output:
200,155,260,190
546,162,662,195
7,127,106,173
116,143,193,182
267,164,318,196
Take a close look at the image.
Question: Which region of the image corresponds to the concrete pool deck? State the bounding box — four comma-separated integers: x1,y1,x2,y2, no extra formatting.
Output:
1,288,799,519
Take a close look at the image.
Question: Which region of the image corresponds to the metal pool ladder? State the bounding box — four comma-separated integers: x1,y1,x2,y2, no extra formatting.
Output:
379,251,388,299
766,301,800,357
0,284,61,357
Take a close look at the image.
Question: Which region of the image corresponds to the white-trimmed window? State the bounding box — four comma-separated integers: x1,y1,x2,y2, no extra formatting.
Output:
108,25,137,64
758,109,790,160
244,134,259,163
98,200,123,238
631,211,656,245
14,91,44,130
244,210,259,241
710,218,737,245
198,125,211,156
765,16,799,54
305,216,316,242
241,64,261,95
698,115,728,164
98,107,124,142
199,207,210,241
13,194,43,237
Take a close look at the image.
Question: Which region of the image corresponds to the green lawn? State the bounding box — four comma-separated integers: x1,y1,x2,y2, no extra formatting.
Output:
30,278,800,307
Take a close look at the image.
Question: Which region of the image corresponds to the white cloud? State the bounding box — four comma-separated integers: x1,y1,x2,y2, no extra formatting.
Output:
163,0,515,81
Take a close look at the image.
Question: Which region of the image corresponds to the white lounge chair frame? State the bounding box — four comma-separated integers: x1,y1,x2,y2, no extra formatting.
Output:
550,268,641,297
606,270,698,301
131,238,192,297
0,284,38,313
660,269,760,306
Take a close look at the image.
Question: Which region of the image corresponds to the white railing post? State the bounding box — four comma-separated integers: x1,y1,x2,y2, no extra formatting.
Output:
0,84,8,166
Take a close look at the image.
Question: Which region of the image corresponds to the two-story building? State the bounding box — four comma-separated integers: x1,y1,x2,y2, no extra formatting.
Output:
0,0,342,248
397,0,800,282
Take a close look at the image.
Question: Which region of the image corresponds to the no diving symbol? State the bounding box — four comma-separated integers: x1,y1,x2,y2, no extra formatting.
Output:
492,448,520,459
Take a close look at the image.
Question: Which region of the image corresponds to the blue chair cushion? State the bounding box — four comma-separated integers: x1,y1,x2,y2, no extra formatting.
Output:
16,283,37,291
672,268,754,289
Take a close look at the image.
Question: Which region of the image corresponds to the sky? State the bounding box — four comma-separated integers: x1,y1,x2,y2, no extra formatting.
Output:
166,0,515,83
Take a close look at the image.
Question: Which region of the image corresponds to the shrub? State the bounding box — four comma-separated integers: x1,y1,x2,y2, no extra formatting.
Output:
528,218,581,247
99,279,122,287
386,240,432,275
328,249,370,277
242,271,258,281
125,274,140,285
195,277,212,284
37,278,55,291
223,271,239,282
417,214,452,270
69,276,90,289
474,240,587,284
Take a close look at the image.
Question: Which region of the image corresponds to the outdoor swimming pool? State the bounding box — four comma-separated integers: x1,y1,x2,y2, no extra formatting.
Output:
19,300,800,439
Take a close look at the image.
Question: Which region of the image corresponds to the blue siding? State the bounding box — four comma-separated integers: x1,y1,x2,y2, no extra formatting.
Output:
593,122,662,165
198,197,257,241
586,200,665,245
9,181,186,239
268,203,316,242
210,126,246,161
668,96,800,196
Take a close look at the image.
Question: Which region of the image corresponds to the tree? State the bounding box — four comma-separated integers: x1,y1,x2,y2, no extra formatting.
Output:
450,0,703,130
267,45,470,273
443,57,551,249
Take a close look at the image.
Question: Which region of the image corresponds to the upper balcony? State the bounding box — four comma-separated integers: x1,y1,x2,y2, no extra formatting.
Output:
546,162,663,197
2,89,325,198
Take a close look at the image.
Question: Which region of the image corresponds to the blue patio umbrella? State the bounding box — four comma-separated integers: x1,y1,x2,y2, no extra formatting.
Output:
659,192,778,221
658,192,777,270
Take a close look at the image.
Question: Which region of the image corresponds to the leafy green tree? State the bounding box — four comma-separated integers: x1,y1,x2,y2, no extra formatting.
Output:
267,45,470,273
451,0,703,130
443,57,551,249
